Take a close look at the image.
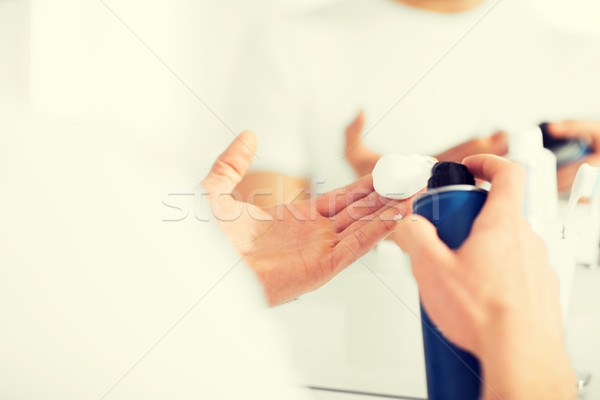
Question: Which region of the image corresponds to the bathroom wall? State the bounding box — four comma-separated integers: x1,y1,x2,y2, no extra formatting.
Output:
26,0,273,175
528,0,600,39
23,0,600,119
0,0,30,105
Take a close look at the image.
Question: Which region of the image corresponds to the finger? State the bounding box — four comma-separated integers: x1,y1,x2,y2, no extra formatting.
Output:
557,153,600,193
547,120,600,139
345,110,365,150
338,201,409,240
471,131,509,156
202,131,258,194
315,175,374,217
489,130,509,155
394,214,455,277
548,119,600,152
344,111,381,177
462,154,526,216
331,206,401,273
334,191,397,231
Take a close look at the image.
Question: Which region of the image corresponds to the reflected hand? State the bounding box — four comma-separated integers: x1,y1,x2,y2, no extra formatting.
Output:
344,111,381,177
343,111,508,178
547,119,600,192
203,131,409,305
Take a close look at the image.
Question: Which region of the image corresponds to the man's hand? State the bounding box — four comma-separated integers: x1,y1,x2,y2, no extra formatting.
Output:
344,112,508,178
547,119,600,192
394,155,576,400
203,131,410,305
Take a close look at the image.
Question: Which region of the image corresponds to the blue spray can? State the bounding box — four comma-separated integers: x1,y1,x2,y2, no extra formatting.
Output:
413,162,488,400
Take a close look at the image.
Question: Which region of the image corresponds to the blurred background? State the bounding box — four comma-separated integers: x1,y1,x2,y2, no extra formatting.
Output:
2,0,600,118
2,0,600,172
2,1,600,398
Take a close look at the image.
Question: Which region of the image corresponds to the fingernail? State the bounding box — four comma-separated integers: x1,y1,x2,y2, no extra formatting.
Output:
394,213,404,221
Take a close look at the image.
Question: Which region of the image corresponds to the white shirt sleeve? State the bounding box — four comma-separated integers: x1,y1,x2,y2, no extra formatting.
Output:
0,117,313,400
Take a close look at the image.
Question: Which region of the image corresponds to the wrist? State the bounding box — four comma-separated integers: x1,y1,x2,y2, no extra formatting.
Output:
478,314,576,400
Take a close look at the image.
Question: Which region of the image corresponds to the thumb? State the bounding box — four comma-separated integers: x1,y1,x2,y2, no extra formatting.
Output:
345,111,365,151
344,111,381,177
394,214,455,278
202,131,258,194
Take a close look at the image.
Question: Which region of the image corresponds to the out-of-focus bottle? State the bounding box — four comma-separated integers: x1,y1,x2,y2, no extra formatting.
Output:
508,126,558,236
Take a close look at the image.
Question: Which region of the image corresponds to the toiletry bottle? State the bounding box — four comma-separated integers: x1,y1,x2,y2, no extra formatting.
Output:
413,162,488,400
508,127,558,236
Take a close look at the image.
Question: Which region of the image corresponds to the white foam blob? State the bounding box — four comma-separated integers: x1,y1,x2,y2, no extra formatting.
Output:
372,154,436,200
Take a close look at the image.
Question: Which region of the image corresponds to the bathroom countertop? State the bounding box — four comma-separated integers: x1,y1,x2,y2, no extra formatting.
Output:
565,266,600,399
311,388,423,400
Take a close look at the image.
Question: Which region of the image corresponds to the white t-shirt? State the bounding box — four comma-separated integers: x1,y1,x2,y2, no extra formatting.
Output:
0,113,310,400
225,0,600,190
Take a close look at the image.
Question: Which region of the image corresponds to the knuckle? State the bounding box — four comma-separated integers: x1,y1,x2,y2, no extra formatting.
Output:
353,229,369,248
211,159,238,182
377,212,397,231
330,249,344,272
381,217,396,231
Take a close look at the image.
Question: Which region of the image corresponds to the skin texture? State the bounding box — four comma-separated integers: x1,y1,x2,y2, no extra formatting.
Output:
202,131,411,305
395,155,576,400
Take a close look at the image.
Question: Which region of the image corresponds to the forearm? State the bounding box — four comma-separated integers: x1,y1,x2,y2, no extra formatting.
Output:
235,171,310,207
479,316,576,400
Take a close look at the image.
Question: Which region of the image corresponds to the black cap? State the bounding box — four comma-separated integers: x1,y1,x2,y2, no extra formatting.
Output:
540,122,569,150
427,162,476,189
